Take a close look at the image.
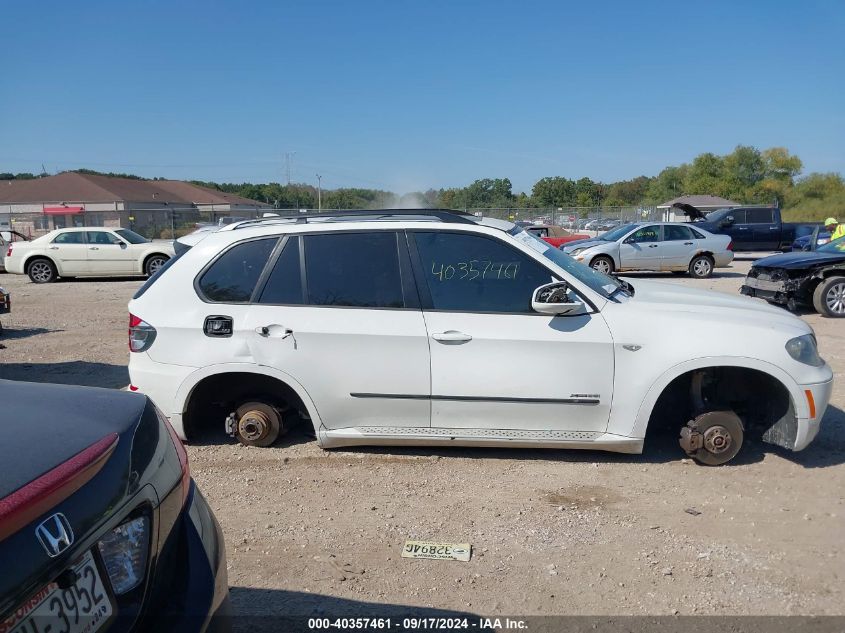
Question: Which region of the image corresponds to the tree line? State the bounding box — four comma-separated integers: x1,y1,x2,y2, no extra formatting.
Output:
2,145,842,221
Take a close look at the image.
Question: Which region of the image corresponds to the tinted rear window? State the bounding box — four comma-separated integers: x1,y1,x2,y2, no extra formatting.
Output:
303,232,404,308
258,237,304,304
198,238,277,303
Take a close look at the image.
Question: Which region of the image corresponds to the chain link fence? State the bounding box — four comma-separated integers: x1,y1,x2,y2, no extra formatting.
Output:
464,206,661,228
1,206,272,241
2,205,664,241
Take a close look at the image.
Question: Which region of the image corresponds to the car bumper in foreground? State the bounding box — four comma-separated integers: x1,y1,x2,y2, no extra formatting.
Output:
142,484,230,633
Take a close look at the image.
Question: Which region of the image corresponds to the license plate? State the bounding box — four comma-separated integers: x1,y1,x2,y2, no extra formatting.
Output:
3,551,113,633
401,540,472,562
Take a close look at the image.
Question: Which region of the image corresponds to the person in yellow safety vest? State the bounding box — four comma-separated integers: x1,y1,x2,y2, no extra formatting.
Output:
825,217,845,241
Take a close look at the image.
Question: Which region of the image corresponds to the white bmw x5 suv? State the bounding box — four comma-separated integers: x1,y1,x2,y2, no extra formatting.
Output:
128,209,833,465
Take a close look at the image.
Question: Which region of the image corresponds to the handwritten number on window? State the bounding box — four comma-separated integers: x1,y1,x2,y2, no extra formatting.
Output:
431,260,520,282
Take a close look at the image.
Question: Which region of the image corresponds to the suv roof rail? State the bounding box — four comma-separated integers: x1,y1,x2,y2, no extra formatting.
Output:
228,208,479,230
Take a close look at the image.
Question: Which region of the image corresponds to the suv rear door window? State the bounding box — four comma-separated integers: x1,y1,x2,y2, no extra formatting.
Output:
412,231,552,313
303,232,405,308
198,237,277,303
258,237,304,304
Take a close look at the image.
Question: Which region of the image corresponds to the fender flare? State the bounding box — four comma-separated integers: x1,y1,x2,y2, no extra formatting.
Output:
630,356,806,439
175,362,325,440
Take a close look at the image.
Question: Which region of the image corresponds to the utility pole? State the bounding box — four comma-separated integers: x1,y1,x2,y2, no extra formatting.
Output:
316,174,322,211
284,152,297,185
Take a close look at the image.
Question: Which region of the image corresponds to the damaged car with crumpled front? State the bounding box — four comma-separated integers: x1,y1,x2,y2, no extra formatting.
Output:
741,236,845,317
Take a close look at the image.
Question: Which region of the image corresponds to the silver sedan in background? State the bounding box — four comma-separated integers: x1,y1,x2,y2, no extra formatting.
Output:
562,222,734,278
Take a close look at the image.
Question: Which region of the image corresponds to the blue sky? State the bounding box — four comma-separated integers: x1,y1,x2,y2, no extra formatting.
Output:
2,0,843,193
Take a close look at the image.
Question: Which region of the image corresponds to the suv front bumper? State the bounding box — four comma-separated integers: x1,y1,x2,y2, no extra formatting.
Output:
790,378,834,451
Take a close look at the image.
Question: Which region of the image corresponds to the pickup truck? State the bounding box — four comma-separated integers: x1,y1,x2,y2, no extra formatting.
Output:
672,203,820,252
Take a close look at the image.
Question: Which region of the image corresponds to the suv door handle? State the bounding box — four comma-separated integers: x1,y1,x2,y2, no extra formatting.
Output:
256,324,293,339
683,241,693,245
648,244,659,248
431,330,472,343
89,246,99,250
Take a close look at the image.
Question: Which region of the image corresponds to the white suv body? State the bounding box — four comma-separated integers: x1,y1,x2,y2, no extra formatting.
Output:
128,211,833,465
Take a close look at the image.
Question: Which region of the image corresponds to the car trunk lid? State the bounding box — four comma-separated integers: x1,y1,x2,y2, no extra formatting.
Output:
0,380,149,619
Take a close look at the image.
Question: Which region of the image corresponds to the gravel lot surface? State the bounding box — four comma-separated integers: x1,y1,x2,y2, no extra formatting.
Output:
1,257,843,622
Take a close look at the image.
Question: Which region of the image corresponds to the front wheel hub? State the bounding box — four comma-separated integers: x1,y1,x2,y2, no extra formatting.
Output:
703,425,732,454
680,410,744,466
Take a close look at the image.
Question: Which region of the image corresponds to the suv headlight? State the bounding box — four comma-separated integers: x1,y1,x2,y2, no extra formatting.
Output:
785,334,824,367
97,515,150,594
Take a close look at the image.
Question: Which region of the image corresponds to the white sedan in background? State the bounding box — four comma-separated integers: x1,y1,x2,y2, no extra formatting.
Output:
562,222,734,278
4,227,174,283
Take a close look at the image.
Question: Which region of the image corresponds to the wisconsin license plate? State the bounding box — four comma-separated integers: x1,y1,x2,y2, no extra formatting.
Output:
3,550,113,633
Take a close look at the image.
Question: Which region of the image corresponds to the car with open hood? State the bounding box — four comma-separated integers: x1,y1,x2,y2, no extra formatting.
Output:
127,209,831,466
741,236,845,317
673,203,823,252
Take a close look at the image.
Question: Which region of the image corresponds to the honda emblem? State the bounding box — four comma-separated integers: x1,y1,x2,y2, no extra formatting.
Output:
35,513,74,557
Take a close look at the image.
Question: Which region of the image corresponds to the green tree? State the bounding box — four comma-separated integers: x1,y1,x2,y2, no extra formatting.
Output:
723,145,765,196
645,165,688,203
531,177,575,207
762,147,802,182
683,153,726,196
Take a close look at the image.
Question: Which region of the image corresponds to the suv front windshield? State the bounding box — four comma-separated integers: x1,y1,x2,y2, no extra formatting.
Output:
510,228,627,300
599,223,638,242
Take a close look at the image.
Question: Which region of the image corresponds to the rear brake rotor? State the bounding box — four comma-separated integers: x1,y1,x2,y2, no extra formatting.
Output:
238,409,272,443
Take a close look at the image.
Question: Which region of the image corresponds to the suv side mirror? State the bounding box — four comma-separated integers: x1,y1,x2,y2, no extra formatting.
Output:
720,216,734,227
532,282,584,316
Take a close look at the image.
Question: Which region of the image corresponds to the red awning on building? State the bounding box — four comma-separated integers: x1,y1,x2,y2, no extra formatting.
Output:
43,206,85,215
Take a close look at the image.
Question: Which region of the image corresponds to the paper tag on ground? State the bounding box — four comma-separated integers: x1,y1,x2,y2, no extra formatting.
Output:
401,540,471,561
